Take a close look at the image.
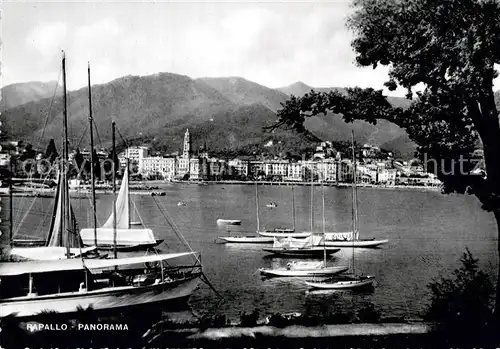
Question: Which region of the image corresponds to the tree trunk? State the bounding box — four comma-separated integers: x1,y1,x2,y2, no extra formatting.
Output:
494,210,500,317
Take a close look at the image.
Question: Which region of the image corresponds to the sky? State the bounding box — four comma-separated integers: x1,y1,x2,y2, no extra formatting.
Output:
0,1,407,95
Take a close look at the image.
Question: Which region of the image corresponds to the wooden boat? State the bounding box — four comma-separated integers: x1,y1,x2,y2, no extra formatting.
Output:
0,252,202,318
151,191,166,196
259,261,348,277
216,219,242,225
80,166,163,251
301,135,388,249
305,133,376,290
305,275,375,289
218,184,272,243
262,247,340,258
218,236,273,243
324,237,389,248
258,231,310,238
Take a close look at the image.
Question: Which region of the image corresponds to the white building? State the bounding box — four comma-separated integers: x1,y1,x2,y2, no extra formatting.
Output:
264,160,289,178
229,159,249,177
317,159,337,182
286,162,303,181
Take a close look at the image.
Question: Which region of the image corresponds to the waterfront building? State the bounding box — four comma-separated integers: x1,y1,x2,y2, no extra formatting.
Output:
190,157,209,180
317,159,337,182
141,156,176,179
286,162,303,181
248,161,266,179
377,168,397,185
208,158,227,180
264,160,289,179
228,159,249,178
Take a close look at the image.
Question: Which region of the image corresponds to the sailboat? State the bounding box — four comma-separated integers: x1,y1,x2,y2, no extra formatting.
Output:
79,150,163,251
301,152,388,249
260,182,348,275
0,56,204,318
9,53,97,261
258,185,309,238
305,132,375,290
78,64,162,251
217,183,273,243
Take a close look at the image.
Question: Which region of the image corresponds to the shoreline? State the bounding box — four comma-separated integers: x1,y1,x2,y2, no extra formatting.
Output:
0,182,442,196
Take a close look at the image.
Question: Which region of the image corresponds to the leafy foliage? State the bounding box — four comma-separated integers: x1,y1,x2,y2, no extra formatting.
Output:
426,249,495,345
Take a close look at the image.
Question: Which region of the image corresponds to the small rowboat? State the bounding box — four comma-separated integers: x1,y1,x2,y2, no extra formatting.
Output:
305,275,375,289
217,219,242,225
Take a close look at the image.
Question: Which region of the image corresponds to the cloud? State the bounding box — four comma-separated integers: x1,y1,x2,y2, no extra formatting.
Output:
15,3,408,96
25,22,68,57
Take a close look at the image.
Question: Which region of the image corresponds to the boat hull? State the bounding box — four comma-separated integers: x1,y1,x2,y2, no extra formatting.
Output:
0,275,201,318
258,231,310,238
88,240,164,252
216,219,242,225
218,236,273,243
262,247,340,258
305,276,375,289
323,239,389,248
259,265,348,277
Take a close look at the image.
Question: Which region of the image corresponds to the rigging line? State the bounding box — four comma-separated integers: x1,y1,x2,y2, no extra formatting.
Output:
93,121,103,150
75,124,89,150
116,126,129,148
131,198,146,226
151,196,200,264
13,196,38,236
200,272,223,299
35,68,62,150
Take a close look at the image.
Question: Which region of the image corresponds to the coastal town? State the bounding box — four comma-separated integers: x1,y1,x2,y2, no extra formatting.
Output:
0,128,445,189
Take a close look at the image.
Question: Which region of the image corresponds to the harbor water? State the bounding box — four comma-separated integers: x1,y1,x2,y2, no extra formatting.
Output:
3,184,498,322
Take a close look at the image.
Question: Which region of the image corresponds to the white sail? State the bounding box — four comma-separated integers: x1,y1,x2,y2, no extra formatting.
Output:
46,172,63,247
102,166,129,229
80,228,156,246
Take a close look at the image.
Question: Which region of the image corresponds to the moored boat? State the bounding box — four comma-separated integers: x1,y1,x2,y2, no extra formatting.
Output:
258,231,310,238
305,275,375,289
216,219,242,225
0,252,202,318
218,236,274,243
262,247,340,258
79,166,163,251
259,261,348,277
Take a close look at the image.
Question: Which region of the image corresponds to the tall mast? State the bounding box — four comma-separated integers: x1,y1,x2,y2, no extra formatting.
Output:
112,121,117,260
291,185,296,231
310,167,314,231
9,156,13,246
88,62,98,247
322,177,326,267
127,157,130,229
255,182,260,232
62,51,70,259
351,131,357,273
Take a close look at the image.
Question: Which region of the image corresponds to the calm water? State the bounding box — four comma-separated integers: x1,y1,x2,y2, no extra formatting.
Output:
3,184,498,322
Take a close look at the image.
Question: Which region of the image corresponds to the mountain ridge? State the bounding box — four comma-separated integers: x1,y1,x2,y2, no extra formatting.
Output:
3,75,416,158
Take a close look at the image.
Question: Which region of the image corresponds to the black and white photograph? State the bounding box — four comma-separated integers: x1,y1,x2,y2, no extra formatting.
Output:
1,0,500,347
